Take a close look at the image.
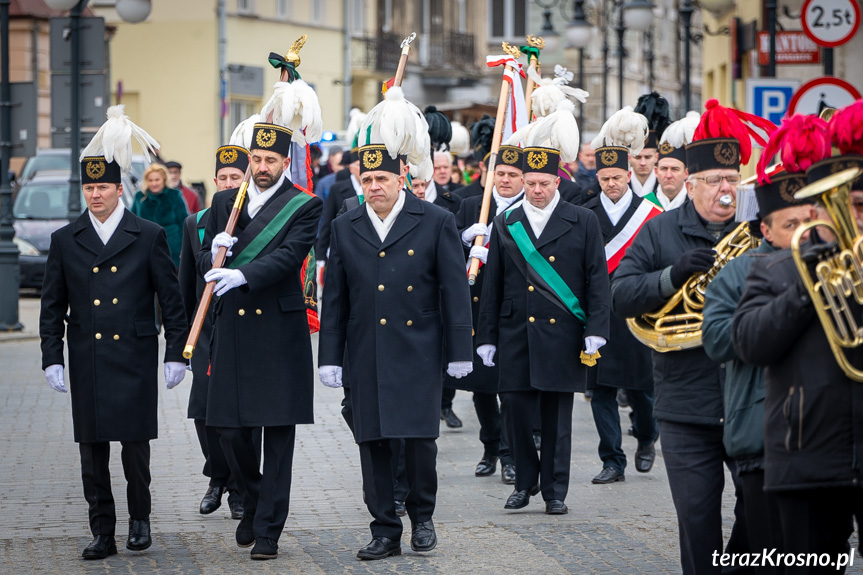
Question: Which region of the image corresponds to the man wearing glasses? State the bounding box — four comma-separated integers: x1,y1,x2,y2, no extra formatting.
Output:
611,100,760,574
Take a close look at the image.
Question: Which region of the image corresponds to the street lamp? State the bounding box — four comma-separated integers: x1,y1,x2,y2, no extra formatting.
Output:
116,0,151,23
535,2,563,64
617,0,654,110
566,0,592,130
698,0,736,17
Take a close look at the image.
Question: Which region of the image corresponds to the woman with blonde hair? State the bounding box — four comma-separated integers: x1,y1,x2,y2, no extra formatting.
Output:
132,163,189,266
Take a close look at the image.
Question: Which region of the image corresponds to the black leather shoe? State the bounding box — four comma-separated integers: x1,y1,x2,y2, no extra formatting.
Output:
441,408,463,428
236,513,256,548
410,520,437,552
228,495,244,520
592,467,625,484
504,484,540,509
635,442,656,473
533,432,542,451
475,452,498,476
501,462,516,485
199,485,225,515
126,519,151,551
357,536,402,560
545,500,569,515
82,535,117,560
250,537,278,560
394,500,407,517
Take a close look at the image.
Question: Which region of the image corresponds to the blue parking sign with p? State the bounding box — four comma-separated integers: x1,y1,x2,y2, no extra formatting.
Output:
745,79,801,126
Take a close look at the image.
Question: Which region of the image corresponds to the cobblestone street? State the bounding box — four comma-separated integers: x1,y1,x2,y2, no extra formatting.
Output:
0,296,799,574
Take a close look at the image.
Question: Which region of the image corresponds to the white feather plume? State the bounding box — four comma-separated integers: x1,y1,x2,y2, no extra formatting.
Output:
449,121,470,157
229,113,263,149
409,155,434,181
659,111,701,148
359,86,430,166
346,108,366,147
590,106,648,155
80,105,159,172
260,79,323,146
505,99,581,163
527,67,589,119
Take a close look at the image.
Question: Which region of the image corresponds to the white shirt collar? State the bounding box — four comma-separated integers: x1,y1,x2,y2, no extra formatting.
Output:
366,190,406,242
657,186,687,211
492,186,524,216
522,190,561,238
631,171,657,197
350,173,363,197
89,201,126,245
247,171,286,218
600,188,633,226
423,180,438,204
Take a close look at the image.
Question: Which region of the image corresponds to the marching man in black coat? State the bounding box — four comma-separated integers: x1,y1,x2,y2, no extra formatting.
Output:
40,107,188,560
583,108,663,485
476,142,610,515
318,86,474,561
196,111,323,558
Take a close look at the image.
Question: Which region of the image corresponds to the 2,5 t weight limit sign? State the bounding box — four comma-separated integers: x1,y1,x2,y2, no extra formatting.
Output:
802,0,861,48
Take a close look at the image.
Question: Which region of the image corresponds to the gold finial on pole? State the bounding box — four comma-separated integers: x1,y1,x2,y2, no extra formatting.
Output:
502,42,520,58
526,35,545,49
285,34,308,67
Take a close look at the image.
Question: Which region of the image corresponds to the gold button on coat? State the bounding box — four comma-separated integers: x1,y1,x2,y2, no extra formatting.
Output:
529,317,535,323
238,309,245,316
408,249,414,256
112,298,118,304
256,309,262,315
407,286,413,292
528,286,534,292
406,320,413,326
95,333,102,339
113,334,119,340
92,267,99,273
548,256,555,262
111,266,117,272
93,299,100,306
380,318,387,325
550,318,556,324
379,251,386,257
378,285,385,291
473,296,479,302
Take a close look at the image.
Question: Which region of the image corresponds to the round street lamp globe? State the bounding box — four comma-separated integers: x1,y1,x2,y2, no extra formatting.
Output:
116,0,151,23
623,0,655,32
43,0,81,10
698,0,736,17
566,21,593,49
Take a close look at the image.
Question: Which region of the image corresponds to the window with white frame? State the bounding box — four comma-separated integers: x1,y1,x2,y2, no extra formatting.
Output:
311,0,325,23
276,0,292,19
237,0,255,15
488,0,526,40
349,0,365,36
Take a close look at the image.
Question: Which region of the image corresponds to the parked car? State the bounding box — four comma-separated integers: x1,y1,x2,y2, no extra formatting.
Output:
13,170,136,289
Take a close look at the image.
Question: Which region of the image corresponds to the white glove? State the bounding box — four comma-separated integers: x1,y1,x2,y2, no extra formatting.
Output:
164,362,187,389
211,232,238,263
477,344,496,367
319,365,343,388
461,223,489,246
204,268,248,296
447,361,473,378
45,364,67,393
584,336,607,355
469,245,488,265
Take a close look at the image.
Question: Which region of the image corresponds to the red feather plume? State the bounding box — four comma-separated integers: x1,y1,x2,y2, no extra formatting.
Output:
757,114,830,184
829,99,863,156
693,99,779,166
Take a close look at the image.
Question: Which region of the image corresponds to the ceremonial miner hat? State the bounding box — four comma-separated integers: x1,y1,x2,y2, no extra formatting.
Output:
522,147,560,176
810,100,863,189
358,86,430,177
471,114,496,163
658,111,700,166
215,145,250,176
80,105,159,185
497,145,524,172
634,91,672,150
424,105,452,152
685,99,777,174
250,123,293,157
590,106,648,172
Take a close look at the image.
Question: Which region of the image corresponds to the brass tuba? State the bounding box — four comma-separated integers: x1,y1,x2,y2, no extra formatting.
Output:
627,218,759,352
790,166,863,381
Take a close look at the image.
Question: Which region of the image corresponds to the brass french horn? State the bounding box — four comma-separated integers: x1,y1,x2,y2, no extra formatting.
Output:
791,166,863,381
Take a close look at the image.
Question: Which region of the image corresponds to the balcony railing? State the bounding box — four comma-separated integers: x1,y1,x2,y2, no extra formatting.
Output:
351,32,477,75
351,33,402,75
426,32,476,72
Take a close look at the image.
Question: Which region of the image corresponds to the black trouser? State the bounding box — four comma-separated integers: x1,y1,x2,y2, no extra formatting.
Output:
194,419,245,504
390,439,409,501
358,438,438,540
738,469,783,575
341,387,354,433
775,488,859,575
217,425,296,541
473,392,513,464
658,420,751,575
79,441,151,537
501,390,574,501
441,387,456,410
589,386,657,474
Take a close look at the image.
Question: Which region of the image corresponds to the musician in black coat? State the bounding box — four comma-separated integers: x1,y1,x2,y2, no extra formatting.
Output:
318,143,473,560
477,146,610,515
40,152,188,560
451,145,525,482
195,123,322,560
582,147,662,485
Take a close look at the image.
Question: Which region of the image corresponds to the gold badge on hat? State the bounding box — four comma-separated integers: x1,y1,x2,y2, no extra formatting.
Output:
526,150,548,170
86,160,106,180
713,142,737,166
220,148,238,164
256,129,277,149
779,178,804,204
659,141,675,155
501,149,519,165
600,150,618,167
363,149,383,170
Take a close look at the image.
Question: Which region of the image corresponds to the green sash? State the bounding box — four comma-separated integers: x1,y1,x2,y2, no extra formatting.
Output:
229,193,313,268
196,208,209,244
505,215,587,325
643,191,662,209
